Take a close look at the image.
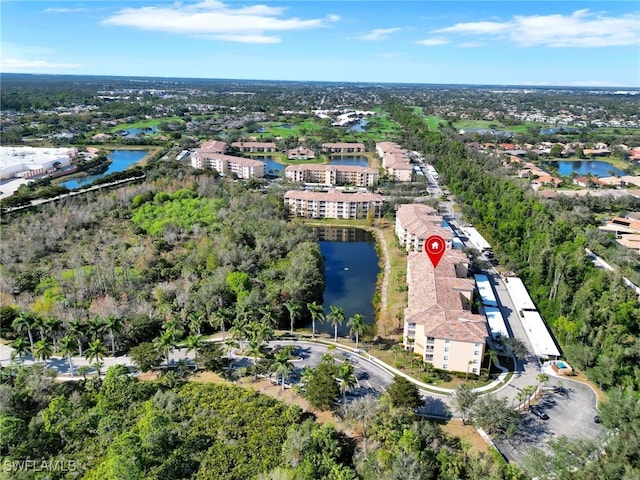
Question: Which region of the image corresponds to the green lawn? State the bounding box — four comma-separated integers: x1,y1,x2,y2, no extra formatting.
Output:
110,116,184,132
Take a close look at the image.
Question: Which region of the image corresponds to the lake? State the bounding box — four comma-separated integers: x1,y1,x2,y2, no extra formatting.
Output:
119,126,158,136
544,160,625,177
60,149,149,189
251,155,284,176
309,226,380,336
329,155,369,167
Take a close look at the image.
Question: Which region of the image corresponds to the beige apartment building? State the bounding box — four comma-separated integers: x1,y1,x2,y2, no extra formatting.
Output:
404,251,487,373
395,204,450,252
398,204,487,374
287,147,315,160
321,142,366,153
375,141,413,181
285,164,379,186
191,152,265,179
199,139,227,154
231,141,277,152
284,189,383,219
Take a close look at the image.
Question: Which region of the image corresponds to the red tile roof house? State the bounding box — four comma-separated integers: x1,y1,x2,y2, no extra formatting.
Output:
573,176,599,188
321,143,366,153
287,147,315,160
231,141,277,153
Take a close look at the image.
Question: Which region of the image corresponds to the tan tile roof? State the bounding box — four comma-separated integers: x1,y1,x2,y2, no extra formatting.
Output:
195,152,265,167
231,141,276,149
284,189,383,202
322,142,365,150
200,140,227,153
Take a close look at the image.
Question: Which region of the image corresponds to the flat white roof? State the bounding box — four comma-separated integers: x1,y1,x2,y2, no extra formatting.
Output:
475,274,498,307
504,276,537,311
522,311,561,357
463,226,491,251
485,306,509,339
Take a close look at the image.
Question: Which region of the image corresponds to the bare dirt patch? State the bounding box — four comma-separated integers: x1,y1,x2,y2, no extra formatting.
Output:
440,419,489,453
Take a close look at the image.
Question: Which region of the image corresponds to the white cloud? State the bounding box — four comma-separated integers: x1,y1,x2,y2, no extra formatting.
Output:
101,0,340,44
44,8,88,13
1,58,83,70
458,41,485,48
357,28,401,41
0,43,83,72
432,9,640,48
415,38,449,46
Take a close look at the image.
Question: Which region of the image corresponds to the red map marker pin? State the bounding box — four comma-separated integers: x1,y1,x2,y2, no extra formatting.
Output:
424,235,446,269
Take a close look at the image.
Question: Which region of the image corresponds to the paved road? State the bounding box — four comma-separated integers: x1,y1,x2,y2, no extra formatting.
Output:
0,339,452,416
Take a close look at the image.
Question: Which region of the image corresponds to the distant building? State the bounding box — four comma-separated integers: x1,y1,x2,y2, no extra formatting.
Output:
199,140,227,154
287,147,315,160
0,146,75,180
231,141,277,152
285,164,378,187
191,152,265,179
321,142,366,153
375,142,413,181
284,189,383,219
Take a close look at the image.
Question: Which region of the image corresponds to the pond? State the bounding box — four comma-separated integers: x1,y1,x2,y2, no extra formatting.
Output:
308,227,380,336
329,155,369,167
544,160,625,177
60,149,149,190
119,126,158,136
251,155,284,176
348,119,368,132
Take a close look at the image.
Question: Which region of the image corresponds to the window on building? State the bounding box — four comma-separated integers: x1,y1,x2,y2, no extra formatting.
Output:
473,359,479,364
442,364,448,370
472,368,478,373
443,356,448,361
474,351,480,356
444,347,450,352
475,342,481,347
445,339,451,344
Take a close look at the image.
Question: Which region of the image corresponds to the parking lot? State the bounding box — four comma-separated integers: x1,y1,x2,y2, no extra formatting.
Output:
495,377,606,464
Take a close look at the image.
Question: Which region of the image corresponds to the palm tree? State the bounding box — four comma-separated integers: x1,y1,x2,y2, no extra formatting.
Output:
209,309,229,340
86,316,107,342
188,311,205,336
104,316,124,356
536,373,549,397
44,316,64,351
347,313,366,350
32,339,53,366
284,300,301,335
271,350,294,390
12,311,35,350
250,320,273,344
186,334,205,364
59,335,76,374
223,338,239,357
307,301,324,340
10,337,30,364
154,331,175,366
67,319,86,357
85,339,107,375
336,360,357,403
32,314,46,341
230,319,249,352
326,305,345,343
259,305,277,328
245,339,266,380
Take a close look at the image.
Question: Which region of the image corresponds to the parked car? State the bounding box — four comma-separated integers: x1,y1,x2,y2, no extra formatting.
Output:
529,406,550,420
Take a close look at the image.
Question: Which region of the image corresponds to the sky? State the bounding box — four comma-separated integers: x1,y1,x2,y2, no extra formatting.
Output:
1,1,639,87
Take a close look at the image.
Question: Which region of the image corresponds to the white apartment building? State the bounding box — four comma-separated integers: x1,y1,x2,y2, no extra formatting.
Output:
285,164,378,187
284,189,383,219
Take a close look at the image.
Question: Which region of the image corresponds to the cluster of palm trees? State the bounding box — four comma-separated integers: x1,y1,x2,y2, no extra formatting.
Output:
10,311,116,375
